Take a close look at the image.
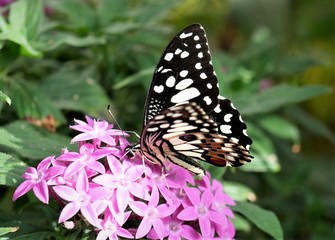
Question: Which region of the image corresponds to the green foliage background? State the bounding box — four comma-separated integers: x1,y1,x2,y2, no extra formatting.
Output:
0,0,334,239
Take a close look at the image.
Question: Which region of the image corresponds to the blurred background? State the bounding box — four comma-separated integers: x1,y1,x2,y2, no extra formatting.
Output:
0,0,334,239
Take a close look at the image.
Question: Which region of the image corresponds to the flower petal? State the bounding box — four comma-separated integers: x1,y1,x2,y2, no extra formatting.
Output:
81,203,100,227
59,202,80,223
177,207,198,221
129,201,147,216
12,180,34,201
53,185,79,201
136,217,152,239
33,181,49,203
153,218,165,240
199,216,211,237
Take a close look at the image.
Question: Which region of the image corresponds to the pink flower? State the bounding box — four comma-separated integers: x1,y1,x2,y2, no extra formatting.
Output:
129,186,176,239
53,170,100,227
96,209,133,240
148,213,201,240
178,187,226,237
13,116,236,239
57,143,108,177
70,116,125,146
12,156,63,204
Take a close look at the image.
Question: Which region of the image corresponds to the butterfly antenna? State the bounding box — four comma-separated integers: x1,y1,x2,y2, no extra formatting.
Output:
107,105,126,136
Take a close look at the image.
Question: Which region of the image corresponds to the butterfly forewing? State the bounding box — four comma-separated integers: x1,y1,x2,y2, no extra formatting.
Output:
143,24,220,125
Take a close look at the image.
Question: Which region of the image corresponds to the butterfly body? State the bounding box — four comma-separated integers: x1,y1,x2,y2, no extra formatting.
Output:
130,24,253,176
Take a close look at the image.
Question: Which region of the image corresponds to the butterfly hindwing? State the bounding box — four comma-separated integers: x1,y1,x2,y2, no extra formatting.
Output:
210,96,252,150
140,102,252,176
143,24,220,125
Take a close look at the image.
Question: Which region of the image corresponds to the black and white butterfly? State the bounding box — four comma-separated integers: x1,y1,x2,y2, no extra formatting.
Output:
128,24,252,177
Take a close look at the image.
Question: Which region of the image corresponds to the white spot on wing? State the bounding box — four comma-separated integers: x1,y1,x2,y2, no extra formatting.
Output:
194,35,200,41
198,52,203,58
175,48,182,54
181,51,189,58
179,70,188,77
196,44,201,49
171,88,201,103
162,68,172,73
203,96,212,105
243,129,248,136
200,73,207,79
220,124,232,134
195,63,202,69
164,53,173,61
180,32,193,39
175,78,193,90
154,85,164,93
166,76,176,87
207,83,212,89
224,113,233,122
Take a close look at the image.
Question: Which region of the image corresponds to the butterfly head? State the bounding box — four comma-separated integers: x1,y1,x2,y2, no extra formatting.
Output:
124,143,141,159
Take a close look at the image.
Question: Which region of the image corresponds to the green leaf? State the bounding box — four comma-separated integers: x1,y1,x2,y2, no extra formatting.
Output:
236,84,331,115
0,90,11,105
258,115,300,143
39,68,109,115
11,80,65,123
113,67,155,90
48,0,96,31
97,0,131,25
0,153,28,186
232,202,283,240
25,0,43,41
288,107,335,145
0,0,41,57
0,121,76,160
8,0,27,31
223,181,256,202
37,32,106,51
0,227,19,236
241,122,281,172
231,214,251,232
0,204,58,239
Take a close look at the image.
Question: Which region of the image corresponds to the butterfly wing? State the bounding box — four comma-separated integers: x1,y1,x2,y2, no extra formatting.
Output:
143,24,219,125
138,23,253,175
140,102,252,176
211,96,253,151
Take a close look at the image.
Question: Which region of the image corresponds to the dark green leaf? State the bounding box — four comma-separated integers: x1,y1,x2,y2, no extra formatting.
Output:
0,153,28,186
288,107,335,145
0,121,76,160
258,115,300,143
242,122,281,172
11,80,65,122
236,84,331,115
39,68,109,115
0,204,58,239
232,202,283,240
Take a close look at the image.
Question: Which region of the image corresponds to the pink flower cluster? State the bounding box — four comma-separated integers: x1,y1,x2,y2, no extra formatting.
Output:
13,116,236,239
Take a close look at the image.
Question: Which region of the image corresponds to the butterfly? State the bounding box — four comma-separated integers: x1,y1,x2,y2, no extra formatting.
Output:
128,24,253,177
